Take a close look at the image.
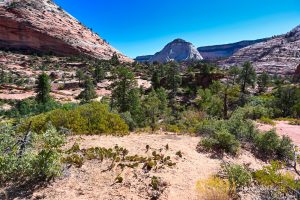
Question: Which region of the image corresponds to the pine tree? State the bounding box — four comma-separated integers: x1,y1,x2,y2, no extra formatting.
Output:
0,65,6,84
36,73,51,104
238,62,257,93
77,77,97,103
76,69,84,85
228,65,241,85
166,62,181,99
110,52,120,66
93,64,105,83
257,72,270,93
151,70,161,90
111,66,138,112
142,90,161,132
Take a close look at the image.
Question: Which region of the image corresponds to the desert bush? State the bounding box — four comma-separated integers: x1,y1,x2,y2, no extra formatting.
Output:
222,164,252,190
177,110,206,133
254,130,294,161
254,161,300,194
273,86,300,118
120,112,137,131
0,124,65,186
196,119,226,136
233,105,272,120
226,111,258,141
196,177,232,200
214,130,240,155
254,130,280,158
200,129,240,155
276,135,294,162
18,102,129,135
2,98,75,119
165,124,181,133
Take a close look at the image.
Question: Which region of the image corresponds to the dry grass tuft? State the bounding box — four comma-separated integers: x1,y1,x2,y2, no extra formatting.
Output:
196,177,233,200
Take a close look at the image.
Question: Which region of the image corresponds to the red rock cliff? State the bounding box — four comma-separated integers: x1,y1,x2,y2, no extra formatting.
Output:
0,0,132,62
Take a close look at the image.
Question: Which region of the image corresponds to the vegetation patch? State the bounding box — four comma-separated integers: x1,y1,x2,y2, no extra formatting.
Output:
0,124,65,194
18,102,129,135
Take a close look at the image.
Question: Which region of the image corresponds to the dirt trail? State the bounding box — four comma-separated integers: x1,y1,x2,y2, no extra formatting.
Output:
29,133,263,200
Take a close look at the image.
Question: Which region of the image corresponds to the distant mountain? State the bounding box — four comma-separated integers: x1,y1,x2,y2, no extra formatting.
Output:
135,38,269,63
222,25,300,75
143,39,203,63
0,0,132,62
198,38,270,60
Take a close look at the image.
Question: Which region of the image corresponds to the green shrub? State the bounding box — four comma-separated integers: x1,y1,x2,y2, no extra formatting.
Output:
200,129,240,156
18,102,129,135
214,130,240,155
254,130,294,161
2,98,75,119
233,105,272,120
165,124,181,133
120,112,137,131
276,136,294,162
176,110,206,133
200,137,218,152
0,124,65,185
226,111,258,141
255,130,280,158
222,164,252,190
258,117,275,126
195,111,258,142
254,161,300,194
196,119,225,136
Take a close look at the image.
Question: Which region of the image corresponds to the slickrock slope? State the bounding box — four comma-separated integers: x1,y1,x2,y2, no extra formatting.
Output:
0,0,132,62
222,25,300,75
148,39,203,63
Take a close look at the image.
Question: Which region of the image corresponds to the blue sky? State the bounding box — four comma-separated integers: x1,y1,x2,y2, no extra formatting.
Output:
54,0,300,58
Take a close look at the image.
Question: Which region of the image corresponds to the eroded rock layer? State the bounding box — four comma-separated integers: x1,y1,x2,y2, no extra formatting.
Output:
0,0,132,62
222,25,300,75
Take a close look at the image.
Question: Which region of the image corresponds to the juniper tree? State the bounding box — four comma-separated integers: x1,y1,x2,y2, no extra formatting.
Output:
166,62,181,99
257,72,270,93
238,62,257,93
36,73,51,104
93,64,105,83
228,65,241,85
110,52,120,66
111,66,138,113
77,77,97,103
151,70,161,90
142,90,162,132
76,69,84,85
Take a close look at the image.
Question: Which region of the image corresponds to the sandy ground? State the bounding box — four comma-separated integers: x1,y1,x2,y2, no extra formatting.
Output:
0,91,35,100
27,133,264,200
257,121,300,146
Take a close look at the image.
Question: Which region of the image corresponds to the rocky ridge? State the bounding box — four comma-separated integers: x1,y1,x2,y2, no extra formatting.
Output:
222,25,300,75
0,0,132,62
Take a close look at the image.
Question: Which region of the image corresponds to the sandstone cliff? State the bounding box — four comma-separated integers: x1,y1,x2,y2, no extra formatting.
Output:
0,0,132,62
222,25,300,75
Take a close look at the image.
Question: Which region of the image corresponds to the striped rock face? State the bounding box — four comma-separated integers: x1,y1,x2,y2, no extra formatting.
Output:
0,0,132,62
222,25,300,75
